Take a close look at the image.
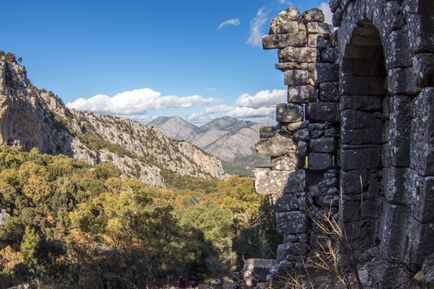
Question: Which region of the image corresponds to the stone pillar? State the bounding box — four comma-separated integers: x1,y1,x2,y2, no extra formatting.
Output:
254,7,339,279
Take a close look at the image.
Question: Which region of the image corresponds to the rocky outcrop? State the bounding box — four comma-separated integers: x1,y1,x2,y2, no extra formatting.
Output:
150,116,270,175
0,55,227,186
256,1,434,288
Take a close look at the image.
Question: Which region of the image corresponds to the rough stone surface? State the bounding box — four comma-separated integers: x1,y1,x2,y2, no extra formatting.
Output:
256,4,434,288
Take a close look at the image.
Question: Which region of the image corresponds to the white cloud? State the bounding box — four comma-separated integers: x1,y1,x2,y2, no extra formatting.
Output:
187,89,285,123
67,88,216,115
206,87,216,92
247,7,268,47
235,89,286,108
319,2,333,25
277,0,292,5
218,18,241,30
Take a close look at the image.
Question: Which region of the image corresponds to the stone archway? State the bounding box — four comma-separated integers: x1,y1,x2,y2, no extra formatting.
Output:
339,20,388,256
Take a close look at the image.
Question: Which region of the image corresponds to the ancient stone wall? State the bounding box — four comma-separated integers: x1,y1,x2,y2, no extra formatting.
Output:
255,0,434,287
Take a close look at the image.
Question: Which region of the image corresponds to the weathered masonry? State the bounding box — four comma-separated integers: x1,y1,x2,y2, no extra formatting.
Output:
254,0,434,287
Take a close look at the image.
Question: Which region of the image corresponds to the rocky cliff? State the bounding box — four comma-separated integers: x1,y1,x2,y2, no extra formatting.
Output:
0,53,227,186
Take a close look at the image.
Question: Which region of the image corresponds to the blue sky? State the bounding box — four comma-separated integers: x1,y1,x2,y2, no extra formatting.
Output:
2,0,331,124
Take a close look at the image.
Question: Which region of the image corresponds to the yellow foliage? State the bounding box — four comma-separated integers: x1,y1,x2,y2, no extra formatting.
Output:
0,246,23,271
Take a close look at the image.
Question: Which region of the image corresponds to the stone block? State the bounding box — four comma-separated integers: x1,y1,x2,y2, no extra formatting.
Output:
341,200,361,223
276,211,308,234
388,68,419,96
281,242,308,256
294,128,310,141
408,14,434,53
309,137,336,153
306,102,339,122
383,167,407,205
388,95,412,167
284,70,309,86
379,203,409,259
405,219,434,266
306,22,334,35
341,110,383,130
254,168,305,196
319,82,339,102
286,121,304,132
276,103,304,123
308,34,329,48
297,141,308,157
276,194,306,212
263,33,307,49
409,88,434,176
287,86,314,103
321,47,337,63
340,170,368,195
341,57,386,77
340,148,382,170
308,153,334,170
318,195,339,207
385,29,411,69
341,127,383,145
300,8,324,22
340,95,382,111
270,19,302,34
340,76,387,96
412,53,434,88
406,171,434,223
278,47,318,63
275,62,316,72
256,133,296,157
316,63,339,83
271,155,297,171
404,0,434,15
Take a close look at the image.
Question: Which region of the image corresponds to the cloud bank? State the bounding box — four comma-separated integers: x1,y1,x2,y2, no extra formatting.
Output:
218,18,241,30
67,88,215,115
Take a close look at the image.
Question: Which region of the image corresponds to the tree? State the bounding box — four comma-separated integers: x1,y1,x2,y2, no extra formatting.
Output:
21,226,39,265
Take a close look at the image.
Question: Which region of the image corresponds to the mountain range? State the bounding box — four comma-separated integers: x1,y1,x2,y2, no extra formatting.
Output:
149,116,270,175
0,53,227,186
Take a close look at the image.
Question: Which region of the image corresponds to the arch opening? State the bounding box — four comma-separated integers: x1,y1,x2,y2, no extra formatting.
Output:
339,20,388,257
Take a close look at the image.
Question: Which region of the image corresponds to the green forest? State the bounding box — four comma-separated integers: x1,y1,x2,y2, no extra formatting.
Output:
0,145,281,288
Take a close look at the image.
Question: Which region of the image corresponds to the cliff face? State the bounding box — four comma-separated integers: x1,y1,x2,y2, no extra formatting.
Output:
0,55,227,186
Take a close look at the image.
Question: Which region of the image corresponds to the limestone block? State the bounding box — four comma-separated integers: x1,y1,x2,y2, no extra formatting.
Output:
297,141,308,157
318,195,339,207
385,29,411,69
332,7,344,27
388,68,419,96
379,203,409,259
406,171,434,223
404,0,434,14
300,8,324,23
276,103,304,123
242,259,277,284
286,121,304,132
309,137,336,153
389,95,412,167
308,153,334,170
319,82,339,102
284,69,309,86
262,33,307,49
340,169,368,195
408,14,434,53
276,194,306,212
306,22,334,35
271,155,297,171
409,88,434,176
278,47,318,63
412,53,434,88
316,63,339,83
275,62,316,72
383,167,407,205
341,127,383,145
287,86,314,103
405,218,434,266
256,133,295,157
294,128,310,141
254,169,305,196
276,211,308,234
340,95,382,111
306,102,340,122
340,148,382,170
341,110,383,130
308,34,329,48
280,242,308,257
321,47,337,63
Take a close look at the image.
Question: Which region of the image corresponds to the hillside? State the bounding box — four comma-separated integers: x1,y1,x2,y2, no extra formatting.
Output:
0,53,226,186
150,116,270,175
